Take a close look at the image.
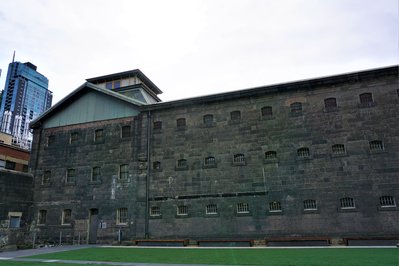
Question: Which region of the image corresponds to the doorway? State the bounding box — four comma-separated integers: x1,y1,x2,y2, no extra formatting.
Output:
88,208,99,244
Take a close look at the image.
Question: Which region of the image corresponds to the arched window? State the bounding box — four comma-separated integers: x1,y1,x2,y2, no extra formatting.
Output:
324,98,337,108
290,102,302,113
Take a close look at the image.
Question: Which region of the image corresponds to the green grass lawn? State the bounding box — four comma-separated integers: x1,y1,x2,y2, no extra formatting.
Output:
0,262,89,266
23,247,399,266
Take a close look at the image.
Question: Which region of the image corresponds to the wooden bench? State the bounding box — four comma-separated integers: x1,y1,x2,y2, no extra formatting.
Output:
135,239,188,247
265,237,330,247
197,239,252,247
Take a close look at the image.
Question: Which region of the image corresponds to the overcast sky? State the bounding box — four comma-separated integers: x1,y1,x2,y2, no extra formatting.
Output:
0,0,397,104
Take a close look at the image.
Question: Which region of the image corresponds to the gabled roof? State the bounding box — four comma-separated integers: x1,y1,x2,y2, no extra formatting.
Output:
30,82,144,129
86,69,163,95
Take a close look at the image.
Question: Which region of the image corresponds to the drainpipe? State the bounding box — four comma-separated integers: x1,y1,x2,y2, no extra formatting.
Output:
145,111,151,238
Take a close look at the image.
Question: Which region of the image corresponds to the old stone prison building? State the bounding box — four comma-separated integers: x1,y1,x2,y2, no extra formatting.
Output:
26,66,398,246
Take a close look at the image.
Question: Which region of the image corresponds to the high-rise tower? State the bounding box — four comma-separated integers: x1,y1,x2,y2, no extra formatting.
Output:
0,59,52,149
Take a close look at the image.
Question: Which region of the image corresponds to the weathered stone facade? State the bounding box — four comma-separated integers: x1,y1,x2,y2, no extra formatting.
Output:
0,169,33,249
29,66,399,245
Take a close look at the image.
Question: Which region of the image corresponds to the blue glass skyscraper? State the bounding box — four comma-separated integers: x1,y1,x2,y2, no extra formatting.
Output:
0,61,52,149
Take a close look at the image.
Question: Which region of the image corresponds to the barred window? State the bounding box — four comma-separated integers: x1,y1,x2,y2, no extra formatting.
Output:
290,102,302,113
119,164,128,179
42,170,51,184
233,154,245,163
269,201,282,212
150,206,161,216
177,159,187,168
116,208,128,224
47,135,55,146
62,209,72,225
380,196,396,207
153,121,162,130
70,132,79,144
38,210,47,225
237,203,249,213
121,125,131,138
177,205,188,216
206,204,218,214
369,140,384,151
153,161,161,170
332,144,346,155
297,147,310,158
230,110,241,121
261,106,273,117
92,167,101,182
94,129,103,142
66,168,75,183
303,199,317,210
324,98,337,108
176,118,186,128
340,197,355,209
203,114,214,125
204,156,216,166
359,93,373,104
265,151,277,160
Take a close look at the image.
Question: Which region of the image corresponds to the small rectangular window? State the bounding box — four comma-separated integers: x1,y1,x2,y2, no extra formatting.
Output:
340,197,355,209
62,209,72,225
66,168,75,183
206,204,218,214
231,110,241,121
176,118,186,128
177,159,187,168
204,156,216,166
42,170,51,185
94,129,103,142
47,135,55,146
303,199,317,210
269,201,282,212
177,205,188,216
261,106,273,117
203,114,214,125
332,144,345,155
237,203,249,214
119,164,128,179
5,160,16,170
153,161,161,170
359,93,373,104
153,121,162,130
114,80,121,89
150,206,161,217
121,126,131,138
38,210,47,225
9,216,21,228
380,196,396,207
70,132,79,144
265,151,277,160
233,154,245,163
369,140,384,151
106,82,113,89
297,147,310,158
92,167,101,182
116,208,128,224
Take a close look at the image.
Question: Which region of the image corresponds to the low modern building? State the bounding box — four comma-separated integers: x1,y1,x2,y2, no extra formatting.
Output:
29,66,399,246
